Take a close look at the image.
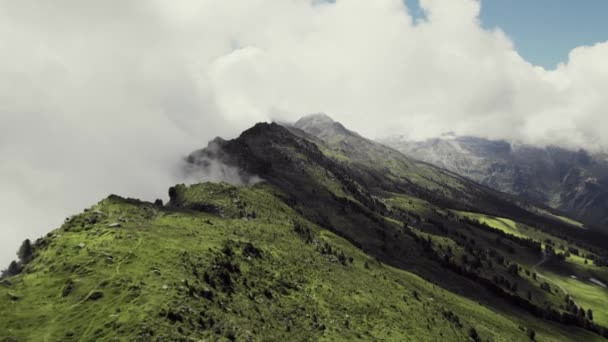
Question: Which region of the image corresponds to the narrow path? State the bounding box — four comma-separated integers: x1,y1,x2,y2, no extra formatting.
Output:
532,252,579,307
532,252,548,270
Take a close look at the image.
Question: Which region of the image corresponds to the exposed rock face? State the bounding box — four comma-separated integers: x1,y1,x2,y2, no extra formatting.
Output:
383,135,608,230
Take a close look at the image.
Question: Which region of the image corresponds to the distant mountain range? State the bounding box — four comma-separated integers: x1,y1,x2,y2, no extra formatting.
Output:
383,135,608,231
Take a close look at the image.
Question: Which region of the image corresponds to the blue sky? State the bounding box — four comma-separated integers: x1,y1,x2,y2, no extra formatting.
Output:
405,0,608,69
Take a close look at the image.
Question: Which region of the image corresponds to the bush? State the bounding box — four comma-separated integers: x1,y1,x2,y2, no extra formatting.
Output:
293,221,313,243
540,282,551,292
468,327,481,342
1,261,22,278
242,242,263,259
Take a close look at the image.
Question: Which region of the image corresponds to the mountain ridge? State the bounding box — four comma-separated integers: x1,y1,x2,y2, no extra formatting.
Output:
2,114,608,341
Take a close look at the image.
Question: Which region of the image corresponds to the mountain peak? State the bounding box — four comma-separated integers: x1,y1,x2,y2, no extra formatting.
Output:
294,113,352,140
294,112,335,127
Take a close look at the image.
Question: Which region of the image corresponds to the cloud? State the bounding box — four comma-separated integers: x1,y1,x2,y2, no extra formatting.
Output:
182,139,263,186
1,0,608,265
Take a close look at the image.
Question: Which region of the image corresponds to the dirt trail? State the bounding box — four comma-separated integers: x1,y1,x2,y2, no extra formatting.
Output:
532,252,579,307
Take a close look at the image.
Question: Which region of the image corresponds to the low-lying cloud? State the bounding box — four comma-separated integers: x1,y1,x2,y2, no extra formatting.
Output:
182,140,263,187
1,0,608,265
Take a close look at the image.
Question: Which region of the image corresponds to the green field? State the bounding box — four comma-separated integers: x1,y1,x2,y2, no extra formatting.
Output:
457,211,528,238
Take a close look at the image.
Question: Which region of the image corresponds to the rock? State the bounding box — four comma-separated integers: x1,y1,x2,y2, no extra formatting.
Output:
108,222,121,228
77,243,86,249
86,290,104,301
6,292,20,301
189,203,223,215
162,284,169,290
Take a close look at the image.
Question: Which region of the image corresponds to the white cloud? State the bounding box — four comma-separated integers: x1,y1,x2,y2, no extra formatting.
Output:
1,0,608,265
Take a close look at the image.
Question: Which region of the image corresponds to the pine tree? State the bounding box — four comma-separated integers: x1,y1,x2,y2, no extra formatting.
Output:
18,239,33,264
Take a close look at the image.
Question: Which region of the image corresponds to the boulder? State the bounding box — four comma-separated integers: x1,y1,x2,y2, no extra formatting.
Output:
6,292,20,301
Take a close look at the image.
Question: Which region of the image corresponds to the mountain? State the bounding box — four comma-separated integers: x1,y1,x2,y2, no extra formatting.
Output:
382,135,608,230
2,114,608,341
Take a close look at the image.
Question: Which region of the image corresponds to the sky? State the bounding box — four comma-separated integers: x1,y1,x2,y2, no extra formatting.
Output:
1,0,608,266
405,0,608,69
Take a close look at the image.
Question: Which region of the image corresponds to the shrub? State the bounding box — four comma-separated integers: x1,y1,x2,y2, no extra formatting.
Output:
242,242,263,259
540,282,551,293
468,327,481,342
1,261,22,278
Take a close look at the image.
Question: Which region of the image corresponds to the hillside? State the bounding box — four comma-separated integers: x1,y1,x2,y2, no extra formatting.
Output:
382,135,608,230
2,114,608,341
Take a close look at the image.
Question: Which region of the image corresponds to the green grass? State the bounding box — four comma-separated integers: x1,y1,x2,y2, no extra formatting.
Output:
1,183,601,341
532,207,585,229
385,193,434,215
454,210,608,328
457,211,528,239
538,271,608,326
553,214,585,228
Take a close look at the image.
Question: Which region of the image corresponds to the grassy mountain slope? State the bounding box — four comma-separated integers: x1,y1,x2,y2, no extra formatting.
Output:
184,114,608,337
2,114,608,341
0,183,601,342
